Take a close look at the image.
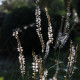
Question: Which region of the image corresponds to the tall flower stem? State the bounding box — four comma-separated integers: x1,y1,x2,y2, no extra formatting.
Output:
65,40,78,80
13,29,25,77
35,0,45,53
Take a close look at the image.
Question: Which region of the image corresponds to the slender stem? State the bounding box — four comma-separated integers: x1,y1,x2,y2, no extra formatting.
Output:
54,49,57,62
58,47,61,62
65,69,69,80
22,75,24,80
48,64,56,71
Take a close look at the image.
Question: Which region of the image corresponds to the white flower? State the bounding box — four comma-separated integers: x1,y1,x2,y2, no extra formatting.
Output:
13,29,25,75
44,69,48,77
67,12,71,16
67,43,77,77
41,70,48,80
74,12,79,23
19,54,25,74
13,30,18,36
17,47,23,52
53,76,57,80
24,26,28,30
65,22,70,28
35,2,45,53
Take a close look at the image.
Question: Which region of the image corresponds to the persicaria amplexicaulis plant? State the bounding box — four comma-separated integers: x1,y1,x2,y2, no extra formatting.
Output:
12,0,79,80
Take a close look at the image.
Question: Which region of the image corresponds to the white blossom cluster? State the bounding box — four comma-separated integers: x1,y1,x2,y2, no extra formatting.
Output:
67,12,71,17
56,32,69,48
48,26,53,43
32,52,43,79
55,1,71,48
74,10,79,23
13,30,18,39
40,69,48,80
53,77,57,80
65,1,71,29
64,41,78,80
55,1,71,49
56,1,71,49
56,32,62,48
45,7,53,43
38,57,48,80
17,46,23,53
13,29,25,75
32,52,39,79
60,33,69,48
32,51,48,80
65,21,70,29
35,0,45,53
64,14,71,33
64,11,71,39
45,7,53,59
32,55,39,75
67,44,76,77
19,54,25,75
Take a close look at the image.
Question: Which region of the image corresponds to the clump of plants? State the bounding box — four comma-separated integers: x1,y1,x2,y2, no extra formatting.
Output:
12,0,79,80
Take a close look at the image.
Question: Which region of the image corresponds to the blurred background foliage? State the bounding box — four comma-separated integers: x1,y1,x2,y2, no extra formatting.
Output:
0,0,80,80
0,0,65,15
